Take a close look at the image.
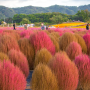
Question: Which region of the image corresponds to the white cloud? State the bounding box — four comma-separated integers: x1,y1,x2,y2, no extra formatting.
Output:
0,0,90,8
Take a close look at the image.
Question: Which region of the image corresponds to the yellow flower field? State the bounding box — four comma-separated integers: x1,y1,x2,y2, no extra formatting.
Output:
52,22,89,28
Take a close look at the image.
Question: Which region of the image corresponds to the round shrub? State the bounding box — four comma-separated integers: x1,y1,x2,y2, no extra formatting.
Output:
0,52,9,61
2,30,20,41
49,35,60,52
0,35,20,54
50,32,60,42
75,33,87,53
31,63,59,90
75,30,88,37
29,31,55,55
8,49,29,77
59,32,77,51
51,32,60,38
34,48,52,68
0,60,26,90
18,38,35,70
12,31,20,41
74,54,90,90
43,30,50,35
0,61,1,68
20,30,34,39
48,52,79,90
66,41,82,61
83,34,90,55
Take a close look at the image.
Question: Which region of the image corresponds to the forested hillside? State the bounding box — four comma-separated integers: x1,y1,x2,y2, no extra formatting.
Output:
0,4,90,19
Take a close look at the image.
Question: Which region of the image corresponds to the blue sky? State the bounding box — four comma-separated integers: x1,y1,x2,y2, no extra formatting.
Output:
0,0,90,8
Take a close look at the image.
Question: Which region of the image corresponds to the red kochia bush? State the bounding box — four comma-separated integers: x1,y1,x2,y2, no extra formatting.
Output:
8,49,29,77
29,31,55,55
74,54,90,90
83,34,90,55
20,30,34,39
0,60,26,90
66,41,82,61
48,52,79,90
0,61,1,68
0,35,20,54
2,30,20,41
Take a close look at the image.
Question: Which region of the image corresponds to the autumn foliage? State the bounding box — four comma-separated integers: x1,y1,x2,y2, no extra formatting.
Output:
0,35,20,54
66,41,82,60
74,54,90,90
31,63,59,90
18,38,35,70
48,52,79,90
8,49,29,77
34,48,52,68
59,32,77,51
83,34,90,55
75,33,87,53
0,52,9,61
0,60,26,90
29,31,55,55
49,35,60,52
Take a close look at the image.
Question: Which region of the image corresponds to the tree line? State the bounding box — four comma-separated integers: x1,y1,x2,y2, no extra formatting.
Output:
0,9,90,26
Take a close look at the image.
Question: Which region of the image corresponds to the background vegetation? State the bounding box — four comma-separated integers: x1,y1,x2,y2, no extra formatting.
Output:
0,4,90,25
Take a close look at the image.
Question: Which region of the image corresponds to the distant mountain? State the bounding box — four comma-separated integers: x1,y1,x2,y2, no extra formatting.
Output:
46,5,80,15
79,4,90,11
0,6,16,19
13,6,49,14
0,4,90,19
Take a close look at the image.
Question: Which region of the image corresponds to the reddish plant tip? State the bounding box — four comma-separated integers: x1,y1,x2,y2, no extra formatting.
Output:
83,34,90,55
8,49,29,77
0,35,20,54
66,41,82,60
48,52,79,90
74,54,90,90
29,31,56,55
0,60,26,90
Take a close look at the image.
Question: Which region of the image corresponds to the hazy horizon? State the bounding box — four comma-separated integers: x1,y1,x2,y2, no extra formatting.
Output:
0,0,90,8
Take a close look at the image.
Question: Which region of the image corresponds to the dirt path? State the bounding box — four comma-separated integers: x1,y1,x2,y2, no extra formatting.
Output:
25,71,33,90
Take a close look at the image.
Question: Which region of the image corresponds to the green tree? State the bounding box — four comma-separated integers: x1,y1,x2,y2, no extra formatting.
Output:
20,18,31,24
50,15,68,24
13,14,27,23
76,10,90,22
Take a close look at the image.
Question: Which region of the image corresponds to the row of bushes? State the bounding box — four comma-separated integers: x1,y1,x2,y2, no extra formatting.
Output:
0,28,90,90
31,53,90,90
0,52,90,90
0,29,89,69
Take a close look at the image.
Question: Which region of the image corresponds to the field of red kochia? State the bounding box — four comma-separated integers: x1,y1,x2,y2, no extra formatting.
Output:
0,27,90,90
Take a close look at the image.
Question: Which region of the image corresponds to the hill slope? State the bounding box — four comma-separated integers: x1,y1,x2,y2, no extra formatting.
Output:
0,6,16,19
0,4,90,19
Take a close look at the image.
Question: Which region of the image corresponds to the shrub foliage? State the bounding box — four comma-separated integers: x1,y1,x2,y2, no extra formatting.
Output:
74,54,90,90
31,63,59,90
66,41,82,60
8,49,29,77
18,38,35,70
0,35,20,54
0,60,26,90
0,52,9,61
34,48,52,68
75,33,87,53
48,52,79,90
29,31,55,55
59,32,77,51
